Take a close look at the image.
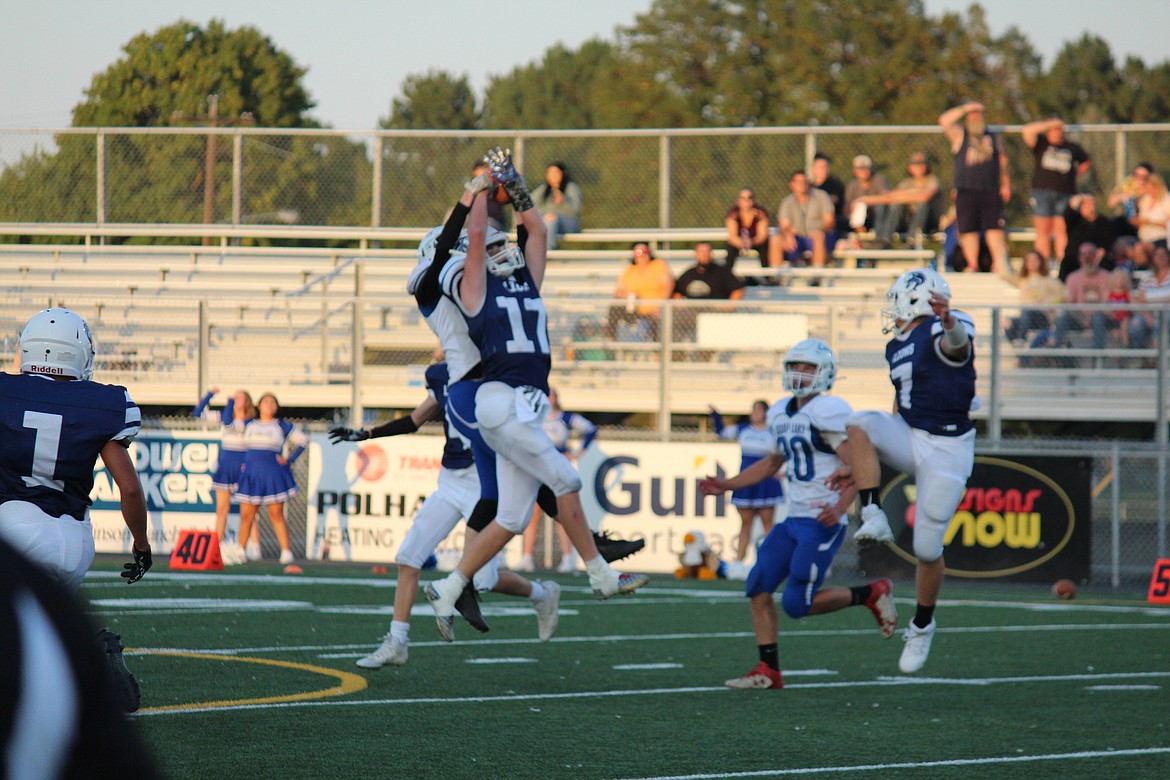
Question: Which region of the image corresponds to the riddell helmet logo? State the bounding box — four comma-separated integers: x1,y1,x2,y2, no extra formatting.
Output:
880,457,1079,578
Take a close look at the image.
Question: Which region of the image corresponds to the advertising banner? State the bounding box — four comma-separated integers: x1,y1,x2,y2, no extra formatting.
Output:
306,434,760,572
90,431,226,554
858,456,1092,582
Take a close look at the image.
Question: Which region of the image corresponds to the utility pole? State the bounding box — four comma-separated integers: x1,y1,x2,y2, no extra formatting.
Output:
203,94,219,246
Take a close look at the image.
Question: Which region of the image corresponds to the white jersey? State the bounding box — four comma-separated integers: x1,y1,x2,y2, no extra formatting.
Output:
765,394,852,520
413,256,479,383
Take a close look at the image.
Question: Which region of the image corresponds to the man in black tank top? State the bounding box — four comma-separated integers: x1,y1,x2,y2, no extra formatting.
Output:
940,101,1011,274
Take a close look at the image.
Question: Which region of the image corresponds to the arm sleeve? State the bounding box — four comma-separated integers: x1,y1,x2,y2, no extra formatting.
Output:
415,202,471,309
368,416,420,439
193,391,214,418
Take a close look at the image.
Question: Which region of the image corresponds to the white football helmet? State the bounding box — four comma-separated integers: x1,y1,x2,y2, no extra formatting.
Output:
782,338,836,398
19,308,95,381
407,225,469,294
882,267,951,335
485,226,525,278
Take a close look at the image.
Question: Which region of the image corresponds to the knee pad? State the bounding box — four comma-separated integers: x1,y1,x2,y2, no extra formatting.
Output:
543,455,582,497
496,510,530,535
846,410,881,434
467,499,497,533
780,585,813,620
475,382,514,430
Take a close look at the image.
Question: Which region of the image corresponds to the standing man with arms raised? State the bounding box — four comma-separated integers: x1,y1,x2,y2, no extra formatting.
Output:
940,101,1010,274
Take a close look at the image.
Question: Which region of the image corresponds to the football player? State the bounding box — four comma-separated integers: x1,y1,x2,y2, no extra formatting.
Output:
329,360,562,668
0,308,153,711
832,267,977,674
424,150,648,640
700,339,897,690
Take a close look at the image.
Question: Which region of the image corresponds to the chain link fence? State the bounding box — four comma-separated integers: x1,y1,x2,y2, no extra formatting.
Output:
2,125,1168,230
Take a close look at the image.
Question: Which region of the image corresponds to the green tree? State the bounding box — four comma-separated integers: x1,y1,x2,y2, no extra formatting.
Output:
382,71,480,130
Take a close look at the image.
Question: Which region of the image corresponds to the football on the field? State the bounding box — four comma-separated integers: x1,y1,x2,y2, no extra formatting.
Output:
492,184,511,204
1052,578,1077,599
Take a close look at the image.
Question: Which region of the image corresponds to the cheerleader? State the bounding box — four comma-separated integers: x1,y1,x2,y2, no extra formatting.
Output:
193,388,257,564
518,389,598,573
235,393,306,564
710,400,783,561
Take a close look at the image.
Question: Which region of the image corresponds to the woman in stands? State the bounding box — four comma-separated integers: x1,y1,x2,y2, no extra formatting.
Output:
192,388,257,564
1002,249,1064,348
724,188,770,273
530,161,582,250
234,393,306,565
710,400,783,561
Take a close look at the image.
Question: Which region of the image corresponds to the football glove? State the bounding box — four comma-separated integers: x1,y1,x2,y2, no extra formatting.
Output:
121,546,152,584
328,426,369,443
464,171,494,195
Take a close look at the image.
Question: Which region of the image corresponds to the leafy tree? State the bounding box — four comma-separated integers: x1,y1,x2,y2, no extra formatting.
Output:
382,71,480,130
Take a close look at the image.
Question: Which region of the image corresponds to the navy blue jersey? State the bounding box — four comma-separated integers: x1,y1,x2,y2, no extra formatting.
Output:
0,374,141,521
424,362,473,471
466,266,551,393
885,313,977,436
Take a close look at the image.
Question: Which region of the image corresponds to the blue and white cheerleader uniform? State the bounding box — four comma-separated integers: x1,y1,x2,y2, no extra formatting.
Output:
194,391,249,493
234,418,307,505
543,410,597,456
711,409,784,508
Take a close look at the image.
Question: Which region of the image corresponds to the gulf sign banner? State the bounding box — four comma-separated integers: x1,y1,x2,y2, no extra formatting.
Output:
859,456,1092,582
89,431,225,554
306,435,764,572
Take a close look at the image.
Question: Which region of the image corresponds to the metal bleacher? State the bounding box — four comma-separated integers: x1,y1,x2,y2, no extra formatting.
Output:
1,225,1166,430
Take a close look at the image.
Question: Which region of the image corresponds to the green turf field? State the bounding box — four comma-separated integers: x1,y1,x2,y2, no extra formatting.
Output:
84,558,1170,779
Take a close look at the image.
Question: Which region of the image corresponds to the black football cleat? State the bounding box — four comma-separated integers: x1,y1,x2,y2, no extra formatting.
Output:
454,582,490,633
593,531,646,563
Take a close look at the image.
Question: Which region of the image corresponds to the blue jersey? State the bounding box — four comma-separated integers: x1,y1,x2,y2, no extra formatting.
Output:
465,266,551,393
424,362,473,471
886,313,977,436
0,373,140,521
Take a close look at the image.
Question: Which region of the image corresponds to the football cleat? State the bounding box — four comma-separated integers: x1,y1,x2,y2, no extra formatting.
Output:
854,504,895,543
96,628,141,712
356,635,408,669
425,582,457,642
865,578,898,639
593,531,645,563
724,661,784,690
532,581,561,642
899,618,937,673
455,582,490,633
591,569,650,600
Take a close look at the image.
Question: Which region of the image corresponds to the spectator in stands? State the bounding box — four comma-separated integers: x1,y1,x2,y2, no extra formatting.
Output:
1059,193,1118,282
1113,236,1140,275
193,387,259,564
518,389,598,573
843,154,890,235
472,157,508,232
1003,249,1064,347
1106,268,1134,347
609,242,675,341
769,170,837,270
1022,118,1092,262
531,161,583,250
674,242,747,302
810,152,847,226
1129,244,1170,349
235,392,306,565
1134,172,1170,256
724,188,770,273
1041,242,1114,353
859,151,944,247
939,101,1010,274
673,242,747,345
1107,161,1154,230
568,315,611,361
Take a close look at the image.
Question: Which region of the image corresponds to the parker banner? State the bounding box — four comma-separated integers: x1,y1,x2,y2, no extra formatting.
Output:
859,456,1092,583
306,434,760,572
90,431,223,554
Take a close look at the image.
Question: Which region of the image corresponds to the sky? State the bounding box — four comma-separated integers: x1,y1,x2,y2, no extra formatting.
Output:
0,0,1168,131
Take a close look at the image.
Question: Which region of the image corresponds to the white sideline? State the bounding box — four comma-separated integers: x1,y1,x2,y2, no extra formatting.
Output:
617,747,1170,780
